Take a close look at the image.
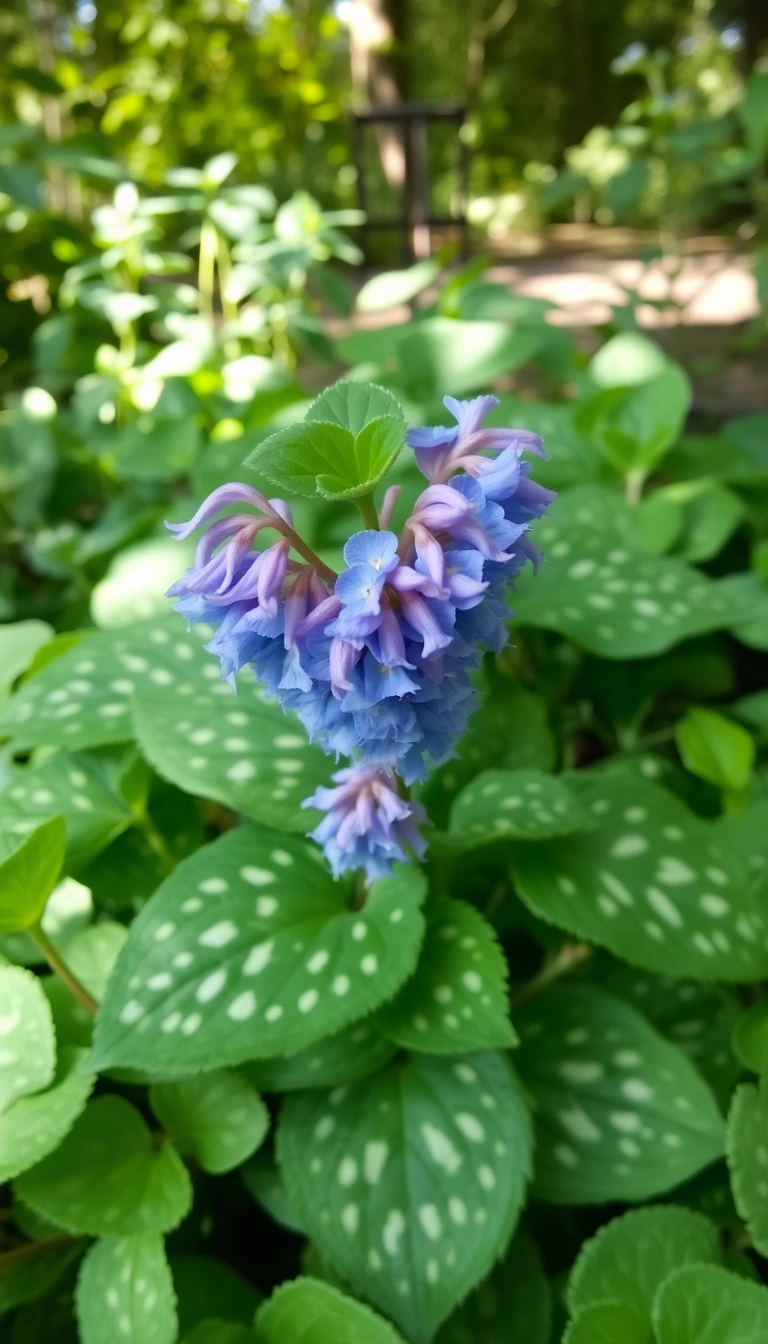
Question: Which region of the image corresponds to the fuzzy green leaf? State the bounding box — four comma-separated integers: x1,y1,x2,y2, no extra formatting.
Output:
514,985,725,1203
0,965,55,1110
90,827,426,1074
15,1095,193,1236
255,1277,407,1344
278,1051,532,1344
726,1077,768,1258
150,1070,269,1174
0,1047,94,1183
563,1300,647,1344
653,1264,768,1344
375,899,515,1054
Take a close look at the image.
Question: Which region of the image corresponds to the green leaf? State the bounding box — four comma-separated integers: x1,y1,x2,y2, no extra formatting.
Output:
1,753,140,868
0,1240,80,1316
0,628,141,751
255,1277,407,1344
15,1095,193,1236
131,624,332,832
514,985,725,1203
0,1048,95,1183
732,1002,768,1074
90,827,426,1073
242,1146,305,1233
356,261,441,313
171,1254,262,1335
76,1234,177,1344
244,1019,396,1093
741,70,768,155
375,899,515,1054
278,1051,532,1344
448,768,588,846
675,708,755,793
394,319,543,399
567,1205,721,1330
512,486,742,659
727,1077,768,1257
0,964,55,1110
434,1226,551,1344
563,1300,647,1344
589,332,669,388
653,1264,768,1344
510,765,768,980
305,381,404,436
674,485,744,564
246,382,405,501
0,817,65,933
149,1070,269,1174
0,620,53,698
112,418,201,484
182,1323,255,1344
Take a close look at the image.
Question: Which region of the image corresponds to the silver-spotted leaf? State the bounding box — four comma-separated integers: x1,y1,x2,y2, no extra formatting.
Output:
1,751,139,867
76,1234,177,1344
375,899,515,1054
0,1047,94,1183
150,1069,269,1174
448,769,588,846
278,1051,532,1344
514,985,725,1203
131,623,331,831
653,1264,768,1344
244,1020,396,1093
15,1094,192,1236
90,827,426,1073
0,964,55,1110
510,766,768,980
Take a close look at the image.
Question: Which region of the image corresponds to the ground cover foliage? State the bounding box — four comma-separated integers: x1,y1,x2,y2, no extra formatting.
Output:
4,163,768,1344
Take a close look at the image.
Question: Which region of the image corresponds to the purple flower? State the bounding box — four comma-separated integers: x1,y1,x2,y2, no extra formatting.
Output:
303,765,428,880
407,394,545,484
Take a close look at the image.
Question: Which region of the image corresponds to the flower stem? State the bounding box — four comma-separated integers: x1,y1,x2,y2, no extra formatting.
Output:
510,940,592,1009
281,526,338,584
355,493,379,530
30,925,98,1016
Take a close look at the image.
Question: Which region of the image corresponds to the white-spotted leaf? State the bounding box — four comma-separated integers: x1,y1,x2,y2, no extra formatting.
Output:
567,1205,721,1330
131,622,331,831
90,827,426,1073
653,1264,768,1344
510,766,768,980
375,899,515,1055
1,751,139,867
0,1047,94,1183
514,985,725,1203
278,1051,532,1344
255,1277,407,1344
15,1094,192,1236
0,965,55,1111
448,769,588,846
726,1077,768,1258
76,1234,177,1344
149,1069,269,1174
512,486,755,658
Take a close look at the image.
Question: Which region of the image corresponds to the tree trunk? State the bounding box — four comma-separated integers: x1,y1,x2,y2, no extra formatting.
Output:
348,0,408,189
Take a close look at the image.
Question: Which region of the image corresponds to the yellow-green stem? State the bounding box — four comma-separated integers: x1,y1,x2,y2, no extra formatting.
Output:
30,924,97,1016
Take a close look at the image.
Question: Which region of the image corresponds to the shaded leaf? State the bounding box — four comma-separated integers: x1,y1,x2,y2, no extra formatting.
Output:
449,769,588,846
76,1234,177,1344
150,1070,269,1174
255,1277,407,1344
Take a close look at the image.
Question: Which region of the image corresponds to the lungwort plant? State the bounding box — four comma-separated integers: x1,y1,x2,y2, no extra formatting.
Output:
3,358,768,1344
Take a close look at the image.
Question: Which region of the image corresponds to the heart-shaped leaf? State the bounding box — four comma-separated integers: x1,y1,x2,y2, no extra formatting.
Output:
510,765,768,981
375,899,515,1055
255,1277,407,1344
76,1234,178,1344
278,1051,532,1344
514,985,725,1203
131,624,331,832
149,1070,269,1174
15,1094,192,1236
90,827,426,1074
448,769,589,846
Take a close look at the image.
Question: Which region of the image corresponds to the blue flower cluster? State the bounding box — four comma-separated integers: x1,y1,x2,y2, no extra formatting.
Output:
167,393,552,876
